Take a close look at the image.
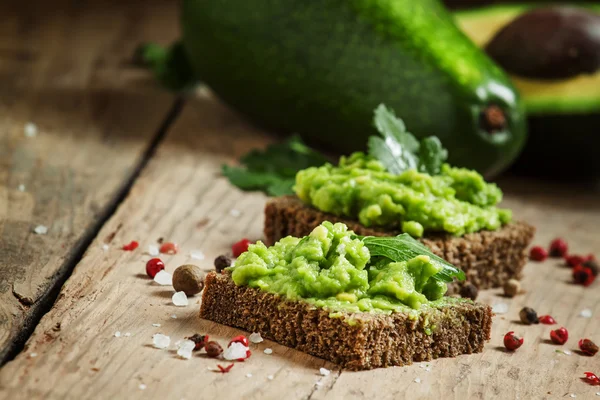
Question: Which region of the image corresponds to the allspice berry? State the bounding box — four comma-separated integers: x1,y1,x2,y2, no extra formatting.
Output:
459,282,478,301
519,307,539,325
172,264,204,296
205,341,223,358
214,255,232,273
503,279,521,298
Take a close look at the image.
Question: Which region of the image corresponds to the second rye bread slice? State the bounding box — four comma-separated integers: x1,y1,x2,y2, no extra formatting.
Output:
264,196,535,291
200,272,493,370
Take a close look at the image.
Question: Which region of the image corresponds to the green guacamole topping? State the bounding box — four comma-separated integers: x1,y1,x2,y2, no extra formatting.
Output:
229,221,455,313
295,152,512,237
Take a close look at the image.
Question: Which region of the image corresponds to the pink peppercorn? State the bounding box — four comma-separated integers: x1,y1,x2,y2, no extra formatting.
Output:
529,246,548,262
549,238,568,258
550,327,569,345
145,258,165,278
232,239,251,258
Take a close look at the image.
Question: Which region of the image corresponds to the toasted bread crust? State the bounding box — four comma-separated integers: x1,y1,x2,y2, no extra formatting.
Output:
264,196,535,291
200,272,493,370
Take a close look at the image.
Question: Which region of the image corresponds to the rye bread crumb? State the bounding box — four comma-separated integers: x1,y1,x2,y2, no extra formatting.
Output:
263,196,535,291
200,272,493,370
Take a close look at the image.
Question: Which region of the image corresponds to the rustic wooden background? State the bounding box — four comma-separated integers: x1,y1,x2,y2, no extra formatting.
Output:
0,1,599,399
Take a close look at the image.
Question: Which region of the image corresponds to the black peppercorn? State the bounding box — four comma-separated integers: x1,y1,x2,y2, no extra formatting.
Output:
186,333,208,351
214,255,232,273
459,282,478,301
519,307,539,325
582,259,599,277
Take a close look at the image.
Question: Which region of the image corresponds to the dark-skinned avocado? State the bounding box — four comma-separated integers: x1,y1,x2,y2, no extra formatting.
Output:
454,4,600,177
170,0,526,177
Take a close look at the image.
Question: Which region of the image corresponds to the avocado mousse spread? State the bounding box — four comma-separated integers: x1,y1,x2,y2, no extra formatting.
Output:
229,221,466,314
295,153,512,237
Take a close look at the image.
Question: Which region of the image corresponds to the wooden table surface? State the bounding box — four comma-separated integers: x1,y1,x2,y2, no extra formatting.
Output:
0,1,599,399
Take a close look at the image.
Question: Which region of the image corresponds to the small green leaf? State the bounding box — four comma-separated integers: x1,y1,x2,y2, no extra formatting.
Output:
360,234,465,282
418,136,448,175
222,136,328,196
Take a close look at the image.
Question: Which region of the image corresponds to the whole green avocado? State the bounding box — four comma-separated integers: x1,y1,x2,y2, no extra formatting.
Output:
180,0,526,176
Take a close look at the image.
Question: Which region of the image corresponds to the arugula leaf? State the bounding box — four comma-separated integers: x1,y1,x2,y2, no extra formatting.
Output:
360,234,465,282
369,104,448,176
418,136,448,175
222,135,328,196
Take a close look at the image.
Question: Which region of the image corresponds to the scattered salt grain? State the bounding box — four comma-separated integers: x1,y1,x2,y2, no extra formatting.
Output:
148,245,159,256
229,209,241,217
246,373,253,378
171,314,177,319
172,291,189,307
264,348,273,355
139,384,147,390
29,353,37,358
414,378,421,383
102,244,109,252
152,323,161,327
267,375,274,380
580,309,592,318
223,342,249,361
33,225,48,235
114,331,122,338
425,367,431,372
570,394,576,398
596,392,600,396
319,368,330,376
315,382,322,387
154,270,173,286
152,334,170,349
249,332,264,344
124,332,131,337
190,250,205,260
24,122,38,137
176,339,195,360
18,184,25,192
492,303,509,314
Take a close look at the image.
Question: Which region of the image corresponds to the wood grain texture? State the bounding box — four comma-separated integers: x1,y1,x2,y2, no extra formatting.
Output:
1,92,599,399
0,0,178,363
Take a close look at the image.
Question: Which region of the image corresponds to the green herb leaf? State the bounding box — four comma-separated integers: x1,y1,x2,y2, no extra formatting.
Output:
418,136,448,175
359,234,465,282
222,135,328,196
369,104,448,176
369,105,419,174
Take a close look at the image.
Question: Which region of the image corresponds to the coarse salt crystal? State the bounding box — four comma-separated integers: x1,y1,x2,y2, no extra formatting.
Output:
492,303,509,314
114,331,122,338
148,245,159,256
223,342,249,360
152,323,161,327
570,394,576,398
319,368,330,376
425,367,431,372
139,384,147,390
24,122,38,137
153,270,173,286
264,348,273,355
152,334,170,349
190,250,205,260
18,184,25,192
177,340,195,360
102,244,109,251
246,373,253,378
171,314,177,319
230,209,241,217
249,332,264,344
30,353,37,358
124,332,131,337
33,225,48,235
596,392,600,396
580,309,592,318
267,375,274,380
315,382,322,387
414,378,421,383
172,291,188,307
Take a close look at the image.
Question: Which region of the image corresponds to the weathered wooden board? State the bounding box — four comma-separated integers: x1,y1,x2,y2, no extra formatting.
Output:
1,91,598,399
0,0,178,363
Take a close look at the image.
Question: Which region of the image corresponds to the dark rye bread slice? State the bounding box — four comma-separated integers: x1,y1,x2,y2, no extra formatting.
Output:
200,272,493,370
264,196,535,292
